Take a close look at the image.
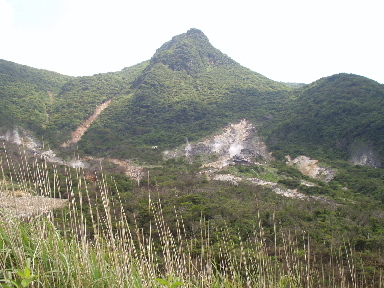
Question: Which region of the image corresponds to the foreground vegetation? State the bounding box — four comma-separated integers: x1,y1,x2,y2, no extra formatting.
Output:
2,199,380,287
1,143,384,287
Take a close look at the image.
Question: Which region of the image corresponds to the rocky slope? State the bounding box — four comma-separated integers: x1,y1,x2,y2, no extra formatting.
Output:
164,119,272,168
285,155,335,182
0,122,341,202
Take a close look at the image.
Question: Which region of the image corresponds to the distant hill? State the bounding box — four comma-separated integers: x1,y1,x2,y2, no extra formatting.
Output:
0,30,383,166
267,73,384,166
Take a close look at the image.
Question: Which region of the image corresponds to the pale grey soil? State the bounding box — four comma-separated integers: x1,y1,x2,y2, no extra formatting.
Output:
0,191,67,218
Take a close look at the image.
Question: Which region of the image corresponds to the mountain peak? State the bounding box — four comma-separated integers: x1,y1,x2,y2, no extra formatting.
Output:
186,28,206,36
185,28,209,42
149,28,236,75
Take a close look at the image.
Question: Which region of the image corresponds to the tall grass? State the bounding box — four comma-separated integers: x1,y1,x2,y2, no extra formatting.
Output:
0,143,382,287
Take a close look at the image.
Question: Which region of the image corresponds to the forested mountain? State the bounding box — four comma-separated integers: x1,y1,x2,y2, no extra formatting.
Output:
79,28,293,161
0,28,383,166
267,73,384,166
2,29,384,287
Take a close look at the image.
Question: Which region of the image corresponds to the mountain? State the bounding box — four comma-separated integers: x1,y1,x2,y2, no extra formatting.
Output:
2,30,384,285
77,28,292,161
0,59,70,133
0,29,383,167
267,73,384,166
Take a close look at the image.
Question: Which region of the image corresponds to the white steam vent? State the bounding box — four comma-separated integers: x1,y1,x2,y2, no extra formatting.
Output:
229,144,243,158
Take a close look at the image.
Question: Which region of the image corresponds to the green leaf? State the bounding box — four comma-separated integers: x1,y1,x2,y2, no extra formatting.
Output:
23,267,31,278
21,279,30,287
171,282,184,288
155,278,169,285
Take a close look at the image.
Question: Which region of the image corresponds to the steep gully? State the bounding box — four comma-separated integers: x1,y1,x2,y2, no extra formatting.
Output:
61,99,112,147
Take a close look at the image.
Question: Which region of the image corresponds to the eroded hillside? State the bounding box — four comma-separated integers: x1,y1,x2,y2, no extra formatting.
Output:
61,99,113,147
164,119,272,169
163,119,333,200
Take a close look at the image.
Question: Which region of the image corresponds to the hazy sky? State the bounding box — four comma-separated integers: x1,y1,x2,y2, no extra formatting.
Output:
1,0,383,84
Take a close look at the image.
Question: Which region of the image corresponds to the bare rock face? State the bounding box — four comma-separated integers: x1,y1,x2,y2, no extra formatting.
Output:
0,128,88,168
108,158,144,184
286,155,336,182
164,119,273,169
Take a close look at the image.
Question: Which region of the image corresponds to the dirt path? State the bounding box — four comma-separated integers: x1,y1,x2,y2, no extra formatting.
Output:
61,99,112,147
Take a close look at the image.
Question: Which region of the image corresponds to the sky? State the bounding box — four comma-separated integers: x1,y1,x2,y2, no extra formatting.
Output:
1,0,383,84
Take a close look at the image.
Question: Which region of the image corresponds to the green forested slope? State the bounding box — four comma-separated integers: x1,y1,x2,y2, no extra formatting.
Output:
0,59,70,133
266,73,384,163
44,61,149,146
1,30,384,286
79,29,292,161
0,59,149,146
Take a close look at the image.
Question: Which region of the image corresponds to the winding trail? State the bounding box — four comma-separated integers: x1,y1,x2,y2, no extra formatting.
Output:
61,99,112,147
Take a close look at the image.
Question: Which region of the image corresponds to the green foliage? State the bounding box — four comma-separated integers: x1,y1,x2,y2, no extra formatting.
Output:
267,73,384,162
2,28,384,287
14,266,38,288
156,276,184,287
2,32,384,166
0,59,70,132
331,164,384,201
278,178,301,189
44,62,148,146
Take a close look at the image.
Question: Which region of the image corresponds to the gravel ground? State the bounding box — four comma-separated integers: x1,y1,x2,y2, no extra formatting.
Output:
0,191,68,218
